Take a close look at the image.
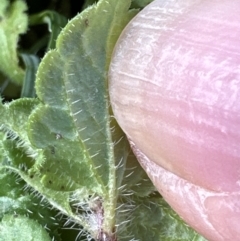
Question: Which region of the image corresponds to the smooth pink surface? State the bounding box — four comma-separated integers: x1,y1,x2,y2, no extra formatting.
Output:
131,143,240,241
109,0,240,240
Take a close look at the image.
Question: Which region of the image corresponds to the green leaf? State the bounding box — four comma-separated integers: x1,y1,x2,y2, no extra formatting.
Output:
0,98,41,175
0,215,52,241
0,169,61,240
0,98,39,153
0,0,28,85
20,54,40,98
118,195,207,241
0,131,5,162
26,0,140,239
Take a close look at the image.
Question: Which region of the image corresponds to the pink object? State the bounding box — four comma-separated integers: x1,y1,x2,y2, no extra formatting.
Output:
109,0,240,240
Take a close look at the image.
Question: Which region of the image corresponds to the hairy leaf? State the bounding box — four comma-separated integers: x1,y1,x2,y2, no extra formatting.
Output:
25,0,139,239
0,215,52,241
118,194,207,241
0,169,61,240
0,98,40,160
